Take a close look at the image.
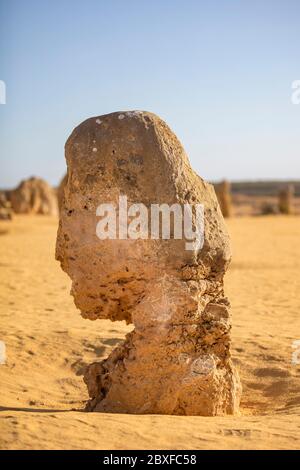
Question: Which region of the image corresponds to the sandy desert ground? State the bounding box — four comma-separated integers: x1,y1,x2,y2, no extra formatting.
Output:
0,215,300,449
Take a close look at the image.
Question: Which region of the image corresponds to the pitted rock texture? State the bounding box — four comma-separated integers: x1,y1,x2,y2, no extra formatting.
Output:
10,177,58,216
56,111,241,415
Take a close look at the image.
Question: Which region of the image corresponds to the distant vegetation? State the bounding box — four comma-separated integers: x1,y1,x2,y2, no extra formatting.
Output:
213,181,300,197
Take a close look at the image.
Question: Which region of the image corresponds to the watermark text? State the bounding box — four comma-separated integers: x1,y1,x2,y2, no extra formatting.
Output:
96,196,205,251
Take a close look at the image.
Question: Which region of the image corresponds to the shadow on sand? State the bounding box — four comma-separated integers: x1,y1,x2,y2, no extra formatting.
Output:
0,405,84,413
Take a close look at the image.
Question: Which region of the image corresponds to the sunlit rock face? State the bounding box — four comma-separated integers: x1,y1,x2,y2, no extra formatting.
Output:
56,111,241,415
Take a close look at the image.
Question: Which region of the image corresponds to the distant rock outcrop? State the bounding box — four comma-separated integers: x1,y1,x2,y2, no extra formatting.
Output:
10,177,58,216
0,192,12,220
214,180,232,218
278,184,294,215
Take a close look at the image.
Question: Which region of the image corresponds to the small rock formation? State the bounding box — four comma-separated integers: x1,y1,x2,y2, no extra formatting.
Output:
278,184,294,215
0,192,12,220
215,180,232,218
57,174,67,213
10,177,58,216
56,111,241,415
260,202,278,216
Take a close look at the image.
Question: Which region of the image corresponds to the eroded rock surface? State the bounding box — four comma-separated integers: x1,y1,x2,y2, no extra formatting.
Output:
10,177,58,216
56,111,241,415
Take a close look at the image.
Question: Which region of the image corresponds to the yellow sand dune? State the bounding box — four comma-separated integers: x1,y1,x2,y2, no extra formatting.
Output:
0,215,300,449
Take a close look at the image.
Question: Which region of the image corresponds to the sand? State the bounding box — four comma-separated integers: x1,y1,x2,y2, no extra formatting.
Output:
0,215,300,449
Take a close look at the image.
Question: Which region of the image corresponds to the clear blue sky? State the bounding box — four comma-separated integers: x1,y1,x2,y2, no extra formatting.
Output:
0,0,299,188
